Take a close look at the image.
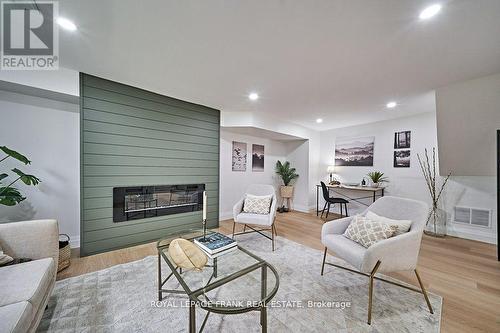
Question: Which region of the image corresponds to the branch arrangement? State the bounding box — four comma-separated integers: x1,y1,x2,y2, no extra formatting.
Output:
417,148,451,227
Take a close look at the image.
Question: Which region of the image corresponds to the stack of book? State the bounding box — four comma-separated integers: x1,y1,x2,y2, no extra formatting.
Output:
194,232,237,258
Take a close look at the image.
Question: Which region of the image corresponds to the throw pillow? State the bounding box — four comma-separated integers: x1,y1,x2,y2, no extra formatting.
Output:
344,215,397,248
366,211,412,236
0,244,14,267
243,194,272,214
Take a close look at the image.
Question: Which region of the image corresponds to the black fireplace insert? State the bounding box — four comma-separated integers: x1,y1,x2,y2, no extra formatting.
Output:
113,184,205,222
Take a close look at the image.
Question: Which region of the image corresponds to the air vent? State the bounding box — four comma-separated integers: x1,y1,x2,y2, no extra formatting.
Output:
453,206,491,228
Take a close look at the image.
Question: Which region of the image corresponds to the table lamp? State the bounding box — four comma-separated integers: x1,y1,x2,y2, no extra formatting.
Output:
327,166,340,185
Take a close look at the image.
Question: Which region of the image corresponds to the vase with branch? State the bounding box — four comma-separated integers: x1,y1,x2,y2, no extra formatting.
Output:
417,148,451,237
0,146,41,206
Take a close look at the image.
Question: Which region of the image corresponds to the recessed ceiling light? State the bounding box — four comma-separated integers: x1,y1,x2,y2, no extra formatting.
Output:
419,4,442,20
316,118,323,123
386,101,397,109
57,17,77,31
248,93,259,101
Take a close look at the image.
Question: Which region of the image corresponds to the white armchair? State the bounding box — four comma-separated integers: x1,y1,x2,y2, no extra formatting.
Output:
320,196,433,325
232,184,278,250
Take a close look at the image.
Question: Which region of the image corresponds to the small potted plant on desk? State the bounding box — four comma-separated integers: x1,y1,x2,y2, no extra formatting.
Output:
367,171,388,187
275,160,299,213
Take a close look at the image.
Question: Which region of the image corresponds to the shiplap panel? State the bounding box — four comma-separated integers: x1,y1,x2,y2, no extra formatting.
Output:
83,211,219,233
83,186,218,200
83,131,218,153
83,154,218,168
82,219,218,256
82,86,219,124
83,97,219,131
81,73,220,256
83,143,218,160
83,120,219,146
83,107,218,136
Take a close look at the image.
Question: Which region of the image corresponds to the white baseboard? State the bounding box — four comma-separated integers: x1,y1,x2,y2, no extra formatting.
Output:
219,212,233,221
445,229,497,244
69,235,80,249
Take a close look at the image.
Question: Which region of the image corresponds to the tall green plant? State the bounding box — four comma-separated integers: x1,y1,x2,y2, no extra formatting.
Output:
275,160,299,186
0,146,40,206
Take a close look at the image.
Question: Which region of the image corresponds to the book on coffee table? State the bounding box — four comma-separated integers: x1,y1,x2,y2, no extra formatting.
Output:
194,232,237,256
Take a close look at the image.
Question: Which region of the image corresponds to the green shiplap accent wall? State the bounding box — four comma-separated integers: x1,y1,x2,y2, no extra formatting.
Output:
80,74,220,256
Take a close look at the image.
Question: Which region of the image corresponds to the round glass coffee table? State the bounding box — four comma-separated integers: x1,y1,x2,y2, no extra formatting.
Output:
157,229,279,333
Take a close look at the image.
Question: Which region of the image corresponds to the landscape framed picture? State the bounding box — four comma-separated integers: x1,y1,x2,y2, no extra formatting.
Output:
334,136,375,166
232,141,247,171
394,131,411,149
394,150,411,168
252,144,264,172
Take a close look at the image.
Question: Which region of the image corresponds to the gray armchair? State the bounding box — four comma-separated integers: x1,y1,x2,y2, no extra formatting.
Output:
232,184,278,250
320,196,433,324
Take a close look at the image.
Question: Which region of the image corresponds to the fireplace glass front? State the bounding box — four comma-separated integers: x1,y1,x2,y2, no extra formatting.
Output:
113,184,205,222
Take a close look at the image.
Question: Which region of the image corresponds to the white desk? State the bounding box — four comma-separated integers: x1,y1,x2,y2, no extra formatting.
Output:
316,184,385,216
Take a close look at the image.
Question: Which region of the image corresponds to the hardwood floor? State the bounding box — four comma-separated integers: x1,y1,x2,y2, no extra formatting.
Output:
58,211,500,333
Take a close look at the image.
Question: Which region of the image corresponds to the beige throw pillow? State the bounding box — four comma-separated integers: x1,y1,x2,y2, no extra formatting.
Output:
0,244,14,266
366,211,412,236
344,215,397,248
243,194,272,214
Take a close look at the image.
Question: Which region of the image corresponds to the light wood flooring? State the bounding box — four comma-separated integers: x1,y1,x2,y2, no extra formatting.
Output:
58,211,500,333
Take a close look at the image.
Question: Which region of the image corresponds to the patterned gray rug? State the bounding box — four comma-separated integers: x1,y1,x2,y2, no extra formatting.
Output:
38,234,441,332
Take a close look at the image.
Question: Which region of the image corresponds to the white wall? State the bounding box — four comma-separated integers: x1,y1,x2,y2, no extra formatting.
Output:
436,71,500,176
219,129,287,219
219,128,311,219
319,112,497,244
0,91,80,246
284,140,310,212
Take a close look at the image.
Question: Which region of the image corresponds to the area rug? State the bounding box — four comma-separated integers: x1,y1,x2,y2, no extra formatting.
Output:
38,234,442,332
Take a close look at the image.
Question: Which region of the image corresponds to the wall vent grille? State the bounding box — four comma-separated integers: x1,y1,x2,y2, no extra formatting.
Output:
453,206,491,228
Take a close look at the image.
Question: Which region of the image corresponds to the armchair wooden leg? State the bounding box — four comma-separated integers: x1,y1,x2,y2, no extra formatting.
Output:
271,224,275,251
367,260,382,325
232,221,236,239
414,269,434,314
321,247,327,276
243,224,247,232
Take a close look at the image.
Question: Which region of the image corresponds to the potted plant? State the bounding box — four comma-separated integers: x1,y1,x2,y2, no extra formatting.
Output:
366,171,388,187
275,160,299,212
417,148,451,237
0,146,41,206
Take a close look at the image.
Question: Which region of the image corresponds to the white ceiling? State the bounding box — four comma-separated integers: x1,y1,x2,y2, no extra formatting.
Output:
58,0,500,130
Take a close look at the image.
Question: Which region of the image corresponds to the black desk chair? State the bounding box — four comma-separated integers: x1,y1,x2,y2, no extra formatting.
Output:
320,181,349,220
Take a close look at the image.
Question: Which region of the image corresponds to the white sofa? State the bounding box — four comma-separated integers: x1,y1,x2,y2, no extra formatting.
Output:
0,220,59,333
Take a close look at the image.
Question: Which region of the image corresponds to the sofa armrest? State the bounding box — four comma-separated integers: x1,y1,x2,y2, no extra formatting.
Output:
321,216,354,240
0,219,59,265
361,230,422,273
233,198,244,221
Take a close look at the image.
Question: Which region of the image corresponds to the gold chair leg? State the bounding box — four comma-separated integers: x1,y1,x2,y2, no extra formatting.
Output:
321,247,327,276
368,260,382,325
414,269,434,314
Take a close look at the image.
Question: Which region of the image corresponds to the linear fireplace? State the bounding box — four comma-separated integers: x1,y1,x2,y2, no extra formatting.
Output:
113,184,205,223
